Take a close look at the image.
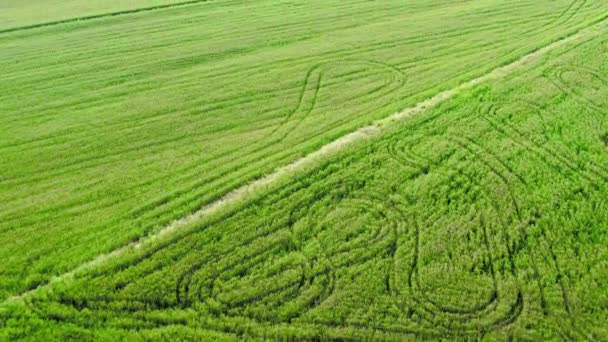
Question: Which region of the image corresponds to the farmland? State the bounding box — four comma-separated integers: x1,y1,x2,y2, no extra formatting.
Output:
2,0,608,340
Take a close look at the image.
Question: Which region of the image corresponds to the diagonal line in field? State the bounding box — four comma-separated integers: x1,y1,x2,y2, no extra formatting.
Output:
0,0,212,35
2,16,607,307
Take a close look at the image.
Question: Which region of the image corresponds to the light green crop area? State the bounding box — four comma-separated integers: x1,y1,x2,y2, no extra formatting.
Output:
0,0,192,31
1,0,608,339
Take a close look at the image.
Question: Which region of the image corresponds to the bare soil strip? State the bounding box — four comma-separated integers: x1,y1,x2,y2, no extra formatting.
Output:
4,18,607,306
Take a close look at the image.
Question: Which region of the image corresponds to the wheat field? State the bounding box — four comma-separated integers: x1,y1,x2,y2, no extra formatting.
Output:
1,0,608,340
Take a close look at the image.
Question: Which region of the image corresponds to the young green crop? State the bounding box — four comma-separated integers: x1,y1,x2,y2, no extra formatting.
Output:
2,0,608,304
0,0,199,32
2,22,607,340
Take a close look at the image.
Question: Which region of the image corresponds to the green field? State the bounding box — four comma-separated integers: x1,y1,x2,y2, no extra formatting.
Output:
1,0,608,340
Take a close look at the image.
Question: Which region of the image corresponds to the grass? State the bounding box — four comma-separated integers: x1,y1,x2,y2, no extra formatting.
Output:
1,0,608,339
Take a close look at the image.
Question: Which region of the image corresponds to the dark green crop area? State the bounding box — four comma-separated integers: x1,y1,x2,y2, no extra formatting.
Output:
1,0,608,340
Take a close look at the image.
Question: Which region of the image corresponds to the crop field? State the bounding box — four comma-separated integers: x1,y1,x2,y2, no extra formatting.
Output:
1,0,608,340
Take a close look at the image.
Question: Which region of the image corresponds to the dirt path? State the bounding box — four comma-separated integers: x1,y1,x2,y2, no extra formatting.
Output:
3,17,607,306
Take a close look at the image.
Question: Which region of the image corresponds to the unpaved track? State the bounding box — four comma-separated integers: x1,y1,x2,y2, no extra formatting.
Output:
3,17,607,307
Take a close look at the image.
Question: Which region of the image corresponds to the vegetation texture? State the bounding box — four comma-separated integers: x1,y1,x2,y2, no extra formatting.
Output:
1,0,608,340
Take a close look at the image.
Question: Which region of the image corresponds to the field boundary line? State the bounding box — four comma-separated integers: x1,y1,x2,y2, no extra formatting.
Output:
0,0,212,35
3,16,607,307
